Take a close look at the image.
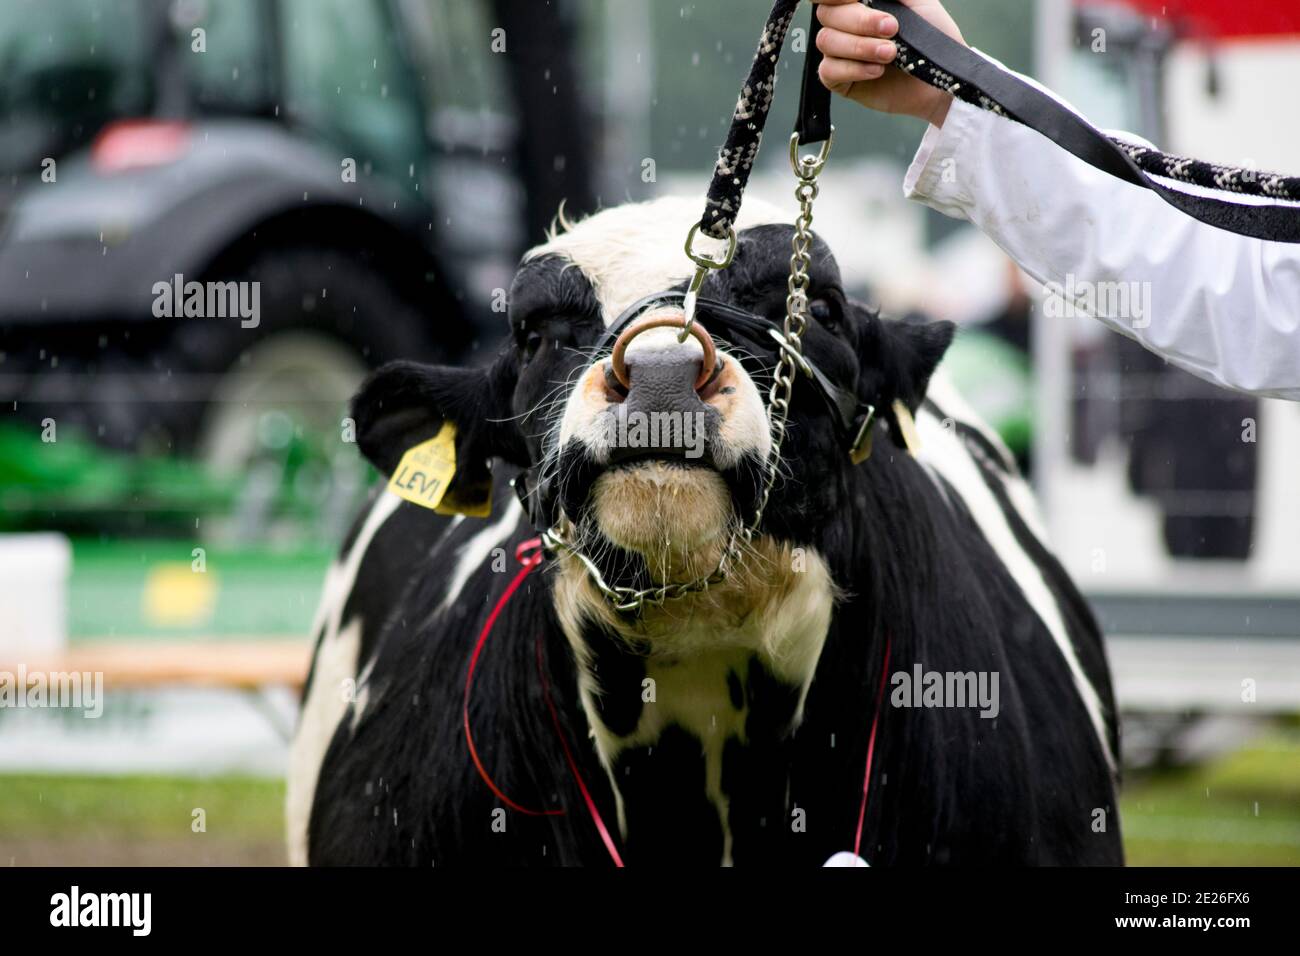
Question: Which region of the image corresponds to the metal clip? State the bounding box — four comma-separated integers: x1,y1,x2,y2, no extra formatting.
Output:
681,222,737,341
790,127,834,180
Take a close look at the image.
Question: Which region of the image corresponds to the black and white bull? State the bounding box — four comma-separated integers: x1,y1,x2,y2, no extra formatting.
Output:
288,196,1122,866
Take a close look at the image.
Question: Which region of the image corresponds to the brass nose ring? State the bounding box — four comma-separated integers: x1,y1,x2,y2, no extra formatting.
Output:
609,314,717,392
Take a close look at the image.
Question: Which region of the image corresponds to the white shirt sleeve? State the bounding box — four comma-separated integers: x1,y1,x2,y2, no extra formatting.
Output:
903,92,1300,401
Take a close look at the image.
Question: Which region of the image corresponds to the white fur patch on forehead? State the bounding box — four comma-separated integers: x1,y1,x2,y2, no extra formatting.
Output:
527,195,788,326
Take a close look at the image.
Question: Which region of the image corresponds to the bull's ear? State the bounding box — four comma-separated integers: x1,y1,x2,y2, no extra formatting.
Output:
850,303,955,451
879,314,955,413
351,353,528,481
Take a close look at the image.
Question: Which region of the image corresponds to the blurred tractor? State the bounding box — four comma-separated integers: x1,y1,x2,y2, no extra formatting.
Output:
0,0,594,542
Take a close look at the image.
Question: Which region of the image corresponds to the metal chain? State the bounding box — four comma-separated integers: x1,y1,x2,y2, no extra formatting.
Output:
542,132,831,615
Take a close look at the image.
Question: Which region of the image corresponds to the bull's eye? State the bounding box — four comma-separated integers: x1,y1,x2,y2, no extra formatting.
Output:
810,297,841,332
523,330,545,361
518,317,575,363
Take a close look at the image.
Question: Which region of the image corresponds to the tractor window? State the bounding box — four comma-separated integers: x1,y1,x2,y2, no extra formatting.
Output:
280,0,428,187
0,0,150,174
180,0,274,114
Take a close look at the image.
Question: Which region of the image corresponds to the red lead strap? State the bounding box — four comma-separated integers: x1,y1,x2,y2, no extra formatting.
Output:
463,537,625,864
852,634,893,860
536,636,625,867
463,537,562,816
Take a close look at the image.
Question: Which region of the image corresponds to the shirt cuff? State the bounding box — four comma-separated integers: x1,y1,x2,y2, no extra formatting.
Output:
902,96,981,218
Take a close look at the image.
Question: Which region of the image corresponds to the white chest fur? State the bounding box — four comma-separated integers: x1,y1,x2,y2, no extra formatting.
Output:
553,542,837,863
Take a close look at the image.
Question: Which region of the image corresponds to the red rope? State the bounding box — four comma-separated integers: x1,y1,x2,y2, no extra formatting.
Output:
462,538,562,817
463,536,625,864
852,634,892,858
536,637,625,867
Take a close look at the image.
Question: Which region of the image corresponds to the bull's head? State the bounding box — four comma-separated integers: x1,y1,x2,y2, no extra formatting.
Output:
353,196,953,630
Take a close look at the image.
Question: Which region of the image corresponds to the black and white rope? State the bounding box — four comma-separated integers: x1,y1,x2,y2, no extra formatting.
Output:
892,40,1300,205
701,0,802,240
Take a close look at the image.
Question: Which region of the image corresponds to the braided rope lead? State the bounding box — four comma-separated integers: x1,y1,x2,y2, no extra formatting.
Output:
700,0,802,240
891,40,1300,204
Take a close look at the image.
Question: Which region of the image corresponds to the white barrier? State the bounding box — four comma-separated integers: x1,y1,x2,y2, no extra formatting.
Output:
0,533,71,657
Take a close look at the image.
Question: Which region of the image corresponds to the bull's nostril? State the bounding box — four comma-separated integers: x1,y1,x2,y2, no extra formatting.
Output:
609,314,716,392
697,357,726,401
603,363,629,400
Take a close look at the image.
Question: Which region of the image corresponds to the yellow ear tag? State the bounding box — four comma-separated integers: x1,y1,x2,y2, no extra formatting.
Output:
891,399,922,457
387,422,461,512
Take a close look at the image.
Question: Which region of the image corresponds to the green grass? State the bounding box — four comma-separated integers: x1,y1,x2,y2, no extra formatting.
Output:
0,774,286,866
0,773,285,840
1120,733,1300,866
1,734,1296,865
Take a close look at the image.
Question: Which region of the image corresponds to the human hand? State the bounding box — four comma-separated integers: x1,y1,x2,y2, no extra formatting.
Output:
814,0,966,127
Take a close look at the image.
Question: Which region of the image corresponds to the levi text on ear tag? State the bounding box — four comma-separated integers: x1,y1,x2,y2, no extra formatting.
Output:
388,422,461,512
891,399,922,457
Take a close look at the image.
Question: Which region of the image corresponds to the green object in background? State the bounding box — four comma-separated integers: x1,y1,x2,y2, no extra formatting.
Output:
0,423,237,529
69,539,332,642
0,414,372,546
0,422,337,640
940,329,1034,460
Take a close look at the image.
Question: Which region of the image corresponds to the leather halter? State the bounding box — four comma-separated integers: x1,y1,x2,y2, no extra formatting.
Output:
514,290,879,537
